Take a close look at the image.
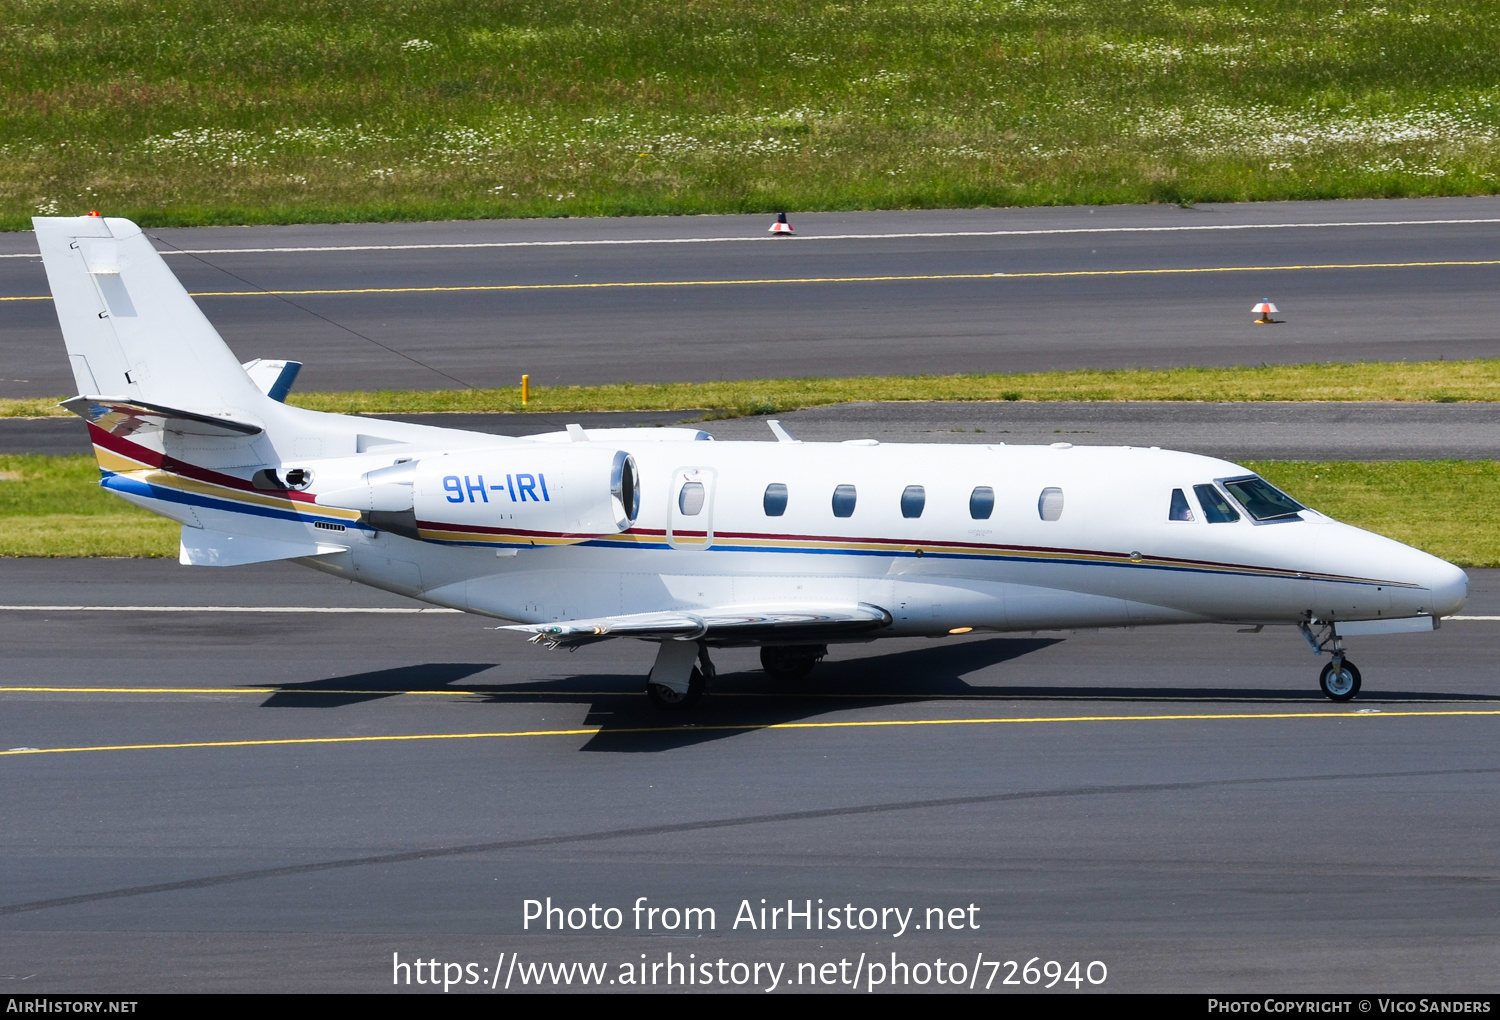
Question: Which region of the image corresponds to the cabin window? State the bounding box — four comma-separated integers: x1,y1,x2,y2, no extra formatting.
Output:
1168,488,1195,521
969,486,995,520
831,484,857,518
1193,483,1240,524
1222,476,1304,521
900,485,926,519
1038,487,1064,522
678,481,706,516
763,482,788,517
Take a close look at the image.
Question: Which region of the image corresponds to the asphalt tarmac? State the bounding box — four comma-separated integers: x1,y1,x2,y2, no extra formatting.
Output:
1,558,1498,993
3,197,1497,993
5,196,1500,398
5,401,1496,460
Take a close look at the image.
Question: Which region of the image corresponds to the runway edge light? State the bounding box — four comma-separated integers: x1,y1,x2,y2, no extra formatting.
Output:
1253,299,1280,324
770,212,794,236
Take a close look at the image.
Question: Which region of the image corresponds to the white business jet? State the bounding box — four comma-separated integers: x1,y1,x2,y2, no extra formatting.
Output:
34,215,1468,707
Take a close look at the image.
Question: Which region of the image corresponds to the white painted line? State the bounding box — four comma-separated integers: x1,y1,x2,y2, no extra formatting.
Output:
0,605,461,614
4,216,1499,260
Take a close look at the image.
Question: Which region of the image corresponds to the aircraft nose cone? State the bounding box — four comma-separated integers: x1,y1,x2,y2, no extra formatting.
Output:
1427,559,1469,618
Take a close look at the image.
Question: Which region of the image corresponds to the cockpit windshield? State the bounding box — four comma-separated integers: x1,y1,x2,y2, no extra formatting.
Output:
1221,476,1304,521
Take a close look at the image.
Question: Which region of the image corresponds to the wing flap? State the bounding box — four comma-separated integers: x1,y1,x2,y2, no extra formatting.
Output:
506,602,892,648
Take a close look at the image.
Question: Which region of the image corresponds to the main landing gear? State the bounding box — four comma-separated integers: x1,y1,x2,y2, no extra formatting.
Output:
645,640,714,711
1300,619,1362,702
644,642,831,710
760,644,827,682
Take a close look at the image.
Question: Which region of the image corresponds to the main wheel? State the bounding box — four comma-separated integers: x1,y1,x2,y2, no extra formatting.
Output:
646,666,705,710
760,645,824,682
1319,659,1362,702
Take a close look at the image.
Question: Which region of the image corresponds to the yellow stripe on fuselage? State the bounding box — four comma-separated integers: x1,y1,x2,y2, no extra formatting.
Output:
95,448,361,524
93,445,151,474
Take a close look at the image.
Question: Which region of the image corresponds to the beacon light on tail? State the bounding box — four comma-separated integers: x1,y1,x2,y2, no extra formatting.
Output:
33,214,1467,710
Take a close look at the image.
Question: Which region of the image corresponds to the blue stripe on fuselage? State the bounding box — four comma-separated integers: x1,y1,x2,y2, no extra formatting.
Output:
101,472,367,531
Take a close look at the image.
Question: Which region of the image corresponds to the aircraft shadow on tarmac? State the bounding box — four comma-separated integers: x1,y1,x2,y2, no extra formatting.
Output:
252,637,1500,751
259,663,498,707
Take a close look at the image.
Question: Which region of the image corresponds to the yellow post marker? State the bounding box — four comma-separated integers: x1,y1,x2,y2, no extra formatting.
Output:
521,374,529,406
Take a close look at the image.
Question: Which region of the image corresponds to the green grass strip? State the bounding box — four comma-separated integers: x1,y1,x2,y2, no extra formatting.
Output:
9,0,1500,225
1247,461,1500,569
7,360,1500,420
4,455,1497,566
0,455,178,557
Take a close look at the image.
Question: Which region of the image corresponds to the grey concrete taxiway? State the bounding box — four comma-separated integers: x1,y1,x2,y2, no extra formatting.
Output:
5,401,1497,460
1,558,1498,992
5,196,1500,399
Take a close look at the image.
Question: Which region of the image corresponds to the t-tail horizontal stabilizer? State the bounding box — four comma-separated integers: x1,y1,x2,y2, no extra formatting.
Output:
506,602,892,648
61,395,262,439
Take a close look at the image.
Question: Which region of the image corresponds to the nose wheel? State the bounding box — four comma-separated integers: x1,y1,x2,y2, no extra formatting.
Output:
1301,620,1362,702
1319,657,1362,702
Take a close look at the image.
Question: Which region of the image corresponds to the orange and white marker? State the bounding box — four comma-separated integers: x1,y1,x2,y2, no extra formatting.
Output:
1252,299,1279,324
769,212,794,236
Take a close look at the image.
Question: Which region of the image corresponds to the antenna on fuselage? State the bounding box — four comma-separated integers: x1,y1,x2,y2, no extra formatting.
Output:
767,420,801,443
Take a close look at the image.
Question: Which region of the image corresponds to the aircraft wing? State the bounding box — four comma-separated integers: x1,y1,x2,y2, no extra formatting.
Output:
505,602,893,648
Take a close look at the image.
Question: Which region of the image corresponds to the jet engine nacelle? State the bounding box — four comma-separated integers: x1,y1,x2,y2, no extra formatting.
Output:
412,446,639,546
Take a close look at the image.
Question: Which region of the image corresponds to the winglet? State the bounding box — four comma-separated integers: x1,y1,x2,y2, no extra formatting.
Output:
241,359,302,402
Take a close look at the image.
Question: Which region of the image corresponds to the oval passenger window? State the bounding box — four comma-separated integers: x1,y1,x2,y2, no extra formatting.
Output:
678,481,705,516
900,485,925,519
1038,486,1064,521
969,486,995,520
763,482,788,517
831,484,857,518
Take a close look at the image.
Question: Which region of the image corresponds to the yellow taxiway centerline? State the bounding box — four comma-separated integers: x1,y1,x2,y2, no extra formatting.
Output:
4,708,1498,757
4,258,1500,302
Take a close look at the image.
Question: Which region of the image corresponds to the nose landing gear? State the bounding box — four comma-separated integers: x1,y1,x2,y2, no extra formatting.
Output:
1319,658,1362,702
1300,618,1362,702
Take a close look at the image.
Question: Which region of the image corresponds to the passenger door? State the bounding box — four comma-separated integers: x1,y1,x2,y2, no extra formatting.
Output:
667,467,716,549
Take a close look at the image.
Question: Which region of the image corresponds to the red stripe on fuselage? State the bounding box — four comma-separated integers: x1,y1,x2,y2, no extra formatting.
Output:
88,424,318,503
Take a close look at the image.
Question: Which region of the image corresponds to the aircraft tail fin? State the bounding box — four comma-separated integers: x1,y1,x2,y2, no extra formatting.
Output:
33,215,267,415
